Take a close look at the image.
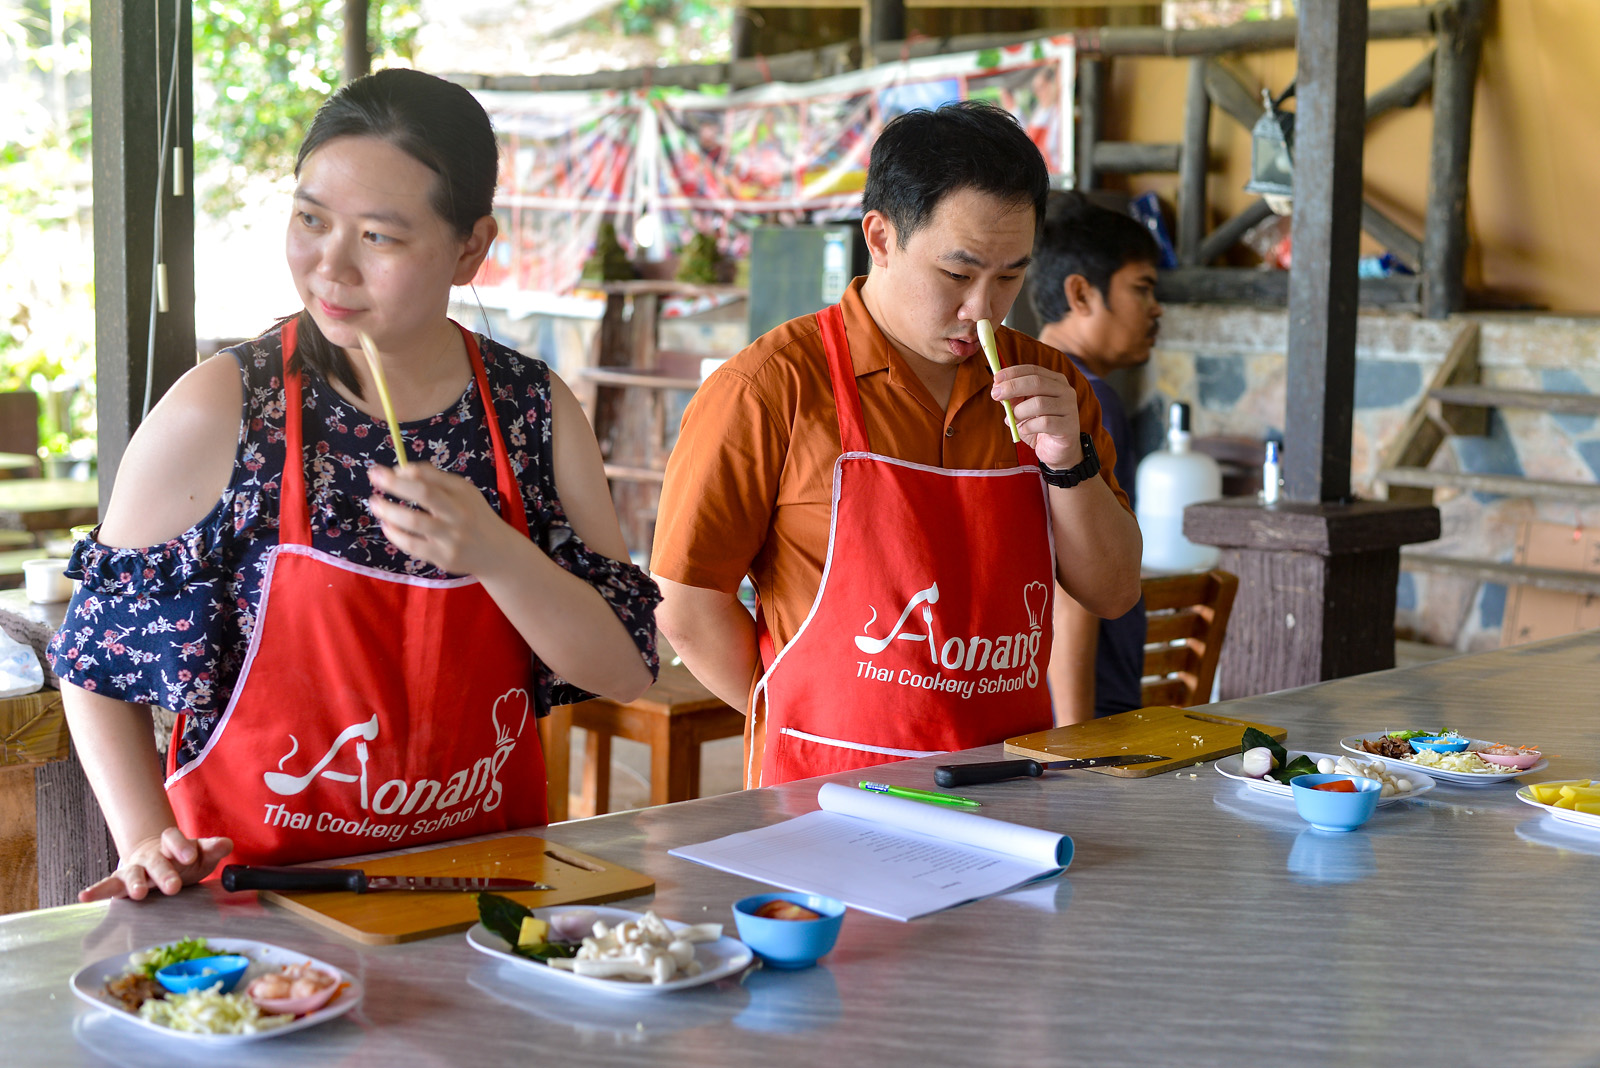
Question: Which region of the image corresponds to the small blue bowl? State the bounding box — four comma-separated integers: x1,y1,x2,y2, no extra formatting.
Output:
155,954,251,994
1290,774,1381,832
733,893,846,970
1409,735,1469,753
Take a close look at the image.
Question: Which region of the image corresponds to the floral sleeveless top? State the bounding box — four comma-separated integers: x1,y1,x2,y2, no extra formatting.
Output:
48,324,660,768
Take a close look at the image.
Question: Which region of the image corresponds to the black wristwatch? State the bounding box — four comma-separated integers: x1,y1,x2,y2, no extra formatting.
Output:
1038,433,1100,489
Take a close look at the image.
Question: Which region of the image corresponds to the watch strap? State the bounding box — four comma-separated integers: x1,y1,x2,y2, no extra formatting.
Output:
1038,433,1100,488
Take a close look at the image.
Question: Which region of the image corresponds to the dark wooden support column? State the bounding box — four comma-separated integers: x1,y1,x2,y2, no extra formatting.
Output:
1185,501,1441,697
1284,0,1366,503
1076,57,1105,190
1183,0,1440,699
344,0,371,82
91,0,195,509
862,0,905,55
1422,0,1487,319
1177,58,1209,266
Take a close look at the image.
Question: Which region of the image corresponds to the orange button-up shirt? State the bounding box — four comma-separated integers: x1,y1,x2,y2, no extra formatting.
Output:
651,278,1130,777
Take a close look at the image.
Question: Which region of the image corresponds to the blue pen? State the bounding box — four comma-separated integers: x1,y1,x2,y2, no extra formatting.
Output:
858,780,981,808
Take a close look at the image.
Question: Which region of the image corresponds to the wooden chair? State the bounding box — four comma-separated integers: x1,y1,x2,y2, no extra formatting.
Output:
1140,569,1239,708
541,662,744,821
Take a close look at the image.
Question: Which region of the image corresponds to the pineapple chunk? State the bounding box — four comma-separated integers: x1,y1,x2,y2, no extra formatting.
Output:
517,916,550,948
1576,802,1600,815
1529,783,1566,805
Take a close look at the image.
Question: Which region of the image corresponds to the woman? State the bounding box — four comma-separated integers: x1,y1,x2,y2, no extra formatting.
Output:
49,69,659,901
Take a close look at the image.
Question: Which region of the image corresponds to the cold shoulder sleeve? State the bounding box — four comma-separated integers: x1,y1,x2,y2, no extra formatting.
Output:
47,498,253,715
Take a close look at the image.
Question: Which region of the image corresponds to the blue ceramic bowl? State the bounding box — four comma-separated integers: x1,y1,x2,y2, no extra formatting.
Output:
733,893,846,970
1290,774,1381,832
155,954,251,994
1409,734,1470,753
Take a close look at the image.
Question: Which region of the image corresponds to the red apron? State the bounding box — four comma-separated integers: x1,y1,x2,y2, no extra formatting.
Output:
755,305,1057,787
166,320,548,866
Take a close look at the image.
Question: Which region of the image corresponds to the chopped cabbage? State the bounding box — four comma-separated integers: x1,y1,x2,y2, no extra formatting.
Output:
137,985,294,1035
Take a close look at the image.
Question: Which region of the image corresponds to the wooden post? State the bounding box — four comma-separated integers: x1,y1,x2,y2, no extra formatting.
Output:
1182,0,1441,700
1422,0,1487,320
90,0,195,510
344,0,371,83
1076,57,1104,190
1185,501,1441,697
1177,59,1210,266
1284,0,1367,504
862,0,906,57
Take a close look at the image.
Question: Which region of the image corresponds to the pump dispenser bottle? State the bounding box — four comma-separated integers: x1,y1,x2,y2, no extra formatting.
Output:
1135,402,1222,572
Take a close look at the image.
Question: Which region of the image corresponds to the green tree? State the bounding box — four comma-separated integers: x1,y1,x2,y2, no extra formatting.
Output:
192,1,421,215
0,0,96,456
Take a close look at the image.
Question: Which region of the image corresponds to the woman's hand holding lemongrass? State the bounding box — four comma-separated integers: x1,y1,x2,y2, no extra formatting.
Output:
989,364,1086,470
367,463,524,578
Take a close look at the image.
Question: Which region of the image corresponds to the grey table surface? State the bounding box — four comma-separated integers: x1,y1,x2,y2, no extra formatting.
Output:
5,633,1600,1067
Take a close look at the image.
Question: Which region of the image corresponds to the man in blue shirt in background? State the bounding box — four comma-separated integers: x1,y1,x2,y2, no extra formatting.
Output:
1030,193,1162,721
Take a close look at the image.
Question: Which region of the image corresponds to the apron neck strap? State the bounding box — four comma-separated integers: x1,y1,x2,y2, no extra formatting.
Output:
817,304,870,454
278,319,531,548
819,304,1041,467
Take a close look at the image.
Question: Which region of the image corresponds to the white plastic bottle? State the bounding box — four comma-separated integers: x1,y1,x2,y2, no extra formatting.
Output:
1135,402,1222,572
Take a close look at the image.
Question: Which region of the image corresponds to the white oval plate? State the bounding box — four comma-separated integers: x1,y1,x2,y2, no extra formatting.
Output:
1338,733,1548,785
70,937,361,1044
466,905,753,997
1516,782,1600,831
1214,750,1435,806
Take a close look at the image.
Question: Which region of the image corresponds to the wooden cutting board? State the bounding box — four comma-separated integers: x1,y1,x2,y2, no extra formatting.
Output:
259,837,655,945
1005,706,1287,778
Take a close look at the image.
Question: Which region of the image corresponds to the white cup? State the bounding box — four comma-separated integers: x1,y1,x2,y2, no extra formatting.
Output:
21,558,73,604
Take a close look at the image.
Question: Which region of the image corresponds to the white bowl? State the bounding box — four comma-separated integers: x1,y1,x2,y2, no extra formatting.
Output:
21,558,73,603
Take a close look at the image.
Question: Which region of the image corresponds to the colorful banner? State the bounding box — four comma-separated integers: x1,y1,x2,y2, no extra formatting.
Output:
474,35,1075,303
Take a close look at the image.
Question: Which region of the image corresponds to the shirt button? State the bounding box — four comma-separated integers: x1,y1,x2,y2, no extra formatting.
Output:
944,426,955,437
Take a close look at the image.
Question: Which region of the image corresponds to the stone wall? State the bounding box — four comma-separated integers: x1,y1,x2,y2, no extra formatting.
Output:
1140,306,1600,652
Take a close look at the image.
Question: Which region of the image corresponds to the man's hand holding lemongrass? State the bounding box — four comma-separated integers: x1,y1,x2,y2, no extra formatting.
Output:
988,363,1086,470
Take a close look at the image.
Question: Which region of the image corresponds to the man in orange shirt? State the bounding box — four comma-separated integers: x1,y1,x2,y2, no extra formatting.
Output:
652,102,1142,787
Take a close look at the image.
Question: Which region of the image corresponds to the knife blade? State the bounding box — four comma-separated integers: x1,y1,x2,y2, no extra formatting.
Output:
933,754,1168,787
220,864,554,894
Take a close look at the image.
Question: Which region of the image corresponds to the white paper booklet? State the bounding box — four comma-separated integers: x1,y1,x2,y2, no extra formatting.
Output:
669,782,1074,921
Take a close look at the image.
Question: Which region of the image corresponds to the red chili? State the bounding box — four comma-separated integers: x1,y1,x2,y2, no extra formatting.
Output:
1312,780,1358,793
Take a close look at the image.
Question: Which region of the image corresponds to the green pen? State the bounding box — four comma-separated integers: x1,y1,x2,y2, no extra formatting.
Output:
858,780,981,808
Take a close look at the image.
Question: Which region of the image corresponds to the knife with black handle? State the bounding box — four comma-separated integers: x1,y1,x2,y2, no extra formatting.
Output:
220,864,553,893
934,754,1167,787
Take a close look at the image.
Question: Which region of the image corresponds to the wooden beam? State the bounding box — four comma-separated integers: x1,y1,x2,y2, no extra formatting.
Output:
1196,199,1273,266
1401,552,1600,595
1427,384,1600,417
1360,199,1423,270
1074,3,1442,57
1076,57,1105,190
1155,267,1419,307
1379,468,1600,505
1203,58,1262,129
1422,0,1486,319
344,0,370,82
90,2,195,511
1177,58,1210,267
1366,49,1436,122
1092,141,1181,174
1283,0,1368,504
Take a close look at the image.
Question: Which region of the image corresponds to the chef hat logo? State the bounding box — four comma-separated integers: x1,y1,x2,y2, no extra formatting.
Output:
1023,581,1048,630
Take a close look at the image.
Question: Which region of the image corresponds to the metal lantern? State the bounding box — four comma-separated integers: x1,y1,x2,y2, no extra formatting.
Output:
1244,87,1295,200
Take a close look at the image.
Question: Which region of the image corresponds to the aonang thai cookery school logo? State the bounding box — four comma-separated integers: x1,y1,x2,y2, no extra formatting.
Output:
852,581,1048,700
255,689,530,843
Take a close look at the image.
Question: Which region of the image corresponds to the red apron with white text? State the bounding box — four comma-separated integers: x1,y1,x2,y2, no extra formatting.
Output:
755,305,1056,787
166,320,548,866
